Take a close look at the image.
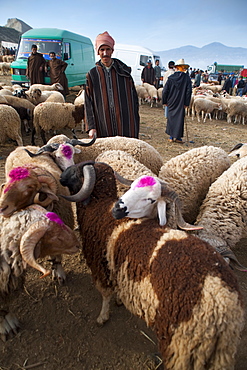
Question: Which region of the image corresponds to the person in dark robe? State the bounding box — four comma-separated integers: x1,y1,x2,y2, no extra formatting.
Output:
47,52,69,96
26,44,46,85
162,58,192,144
85,31,139,139
222,75,232,94
141,60,155,85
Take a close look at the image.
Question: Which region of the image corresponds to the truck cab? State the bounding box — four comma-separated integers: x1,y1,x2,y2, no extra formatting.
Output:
11,28,95,87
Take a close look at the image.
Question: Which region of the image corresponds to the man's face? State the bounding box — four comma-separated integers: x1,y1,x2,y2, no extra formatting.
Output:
98,45,113,67
32,47,37,54
49,53,56,60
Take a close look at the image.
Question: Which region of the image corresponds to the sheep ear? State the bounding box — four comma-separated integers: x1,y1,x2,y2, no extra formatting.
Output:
157,200,167,226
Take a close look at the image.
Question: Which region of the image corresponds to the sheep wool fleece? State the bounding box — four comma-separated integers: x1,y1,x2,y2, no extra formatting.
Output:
85,58,140,138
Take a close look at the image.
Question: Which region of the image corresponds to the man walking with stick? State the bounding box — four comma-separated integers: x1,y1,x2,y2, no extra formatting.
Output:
162,58,192,144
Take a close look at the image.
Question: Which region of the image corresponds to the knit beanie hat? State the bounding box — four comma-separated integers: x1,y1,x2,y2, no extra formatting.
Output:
95,31,115,54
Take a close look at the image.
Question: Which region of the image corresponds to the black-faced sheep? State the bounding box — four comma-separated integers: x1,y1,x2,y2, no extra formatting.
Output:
60,161,244,370
0,204,79,341
32,102,84,145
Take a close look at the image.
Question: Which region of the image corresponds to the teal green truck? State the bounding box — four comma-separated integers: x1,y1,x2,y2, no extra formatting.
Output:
207,62,244,74
11,28,95,87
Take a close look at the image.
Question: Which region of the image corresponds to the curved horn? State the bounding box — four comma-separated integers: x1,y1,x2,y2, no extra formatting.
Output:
24,144,60,157
114,171,133,187
20,219,51,278
160,182,203,231
216,246,247,272
60,164,96,202
34,168,58,195
229,143,243,153
70,133,96,147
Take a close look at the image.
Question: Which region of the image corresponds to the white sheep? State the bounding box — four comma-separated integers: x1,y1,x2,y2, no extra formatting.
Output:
226,99,247,124
60,161,244,370
23,135,96,171
0,62,11,76
229,142,247,158
158,145,231,223
0,104,23,146
27,88,65,105
0,204,79,340
32,102,84,145
95,149,156,196
74,89,85,106
0,88,13,96
193,97,222,122
47,135,164,175
27,83,64,94
194,156,247,257
199,83,223,93
135,85,149,105
157,87,163,100
142,82,158,107
2,95,35,116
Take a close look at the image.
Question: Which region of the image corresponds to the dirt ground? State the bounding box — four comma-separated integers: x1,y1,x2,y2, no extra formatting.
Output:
0,75,247,369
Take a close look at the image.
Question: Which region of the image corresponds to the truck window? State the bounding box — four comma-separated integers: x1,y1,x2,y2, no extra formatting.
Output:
63,42,71,60
16,38,62,60
140,55,152,66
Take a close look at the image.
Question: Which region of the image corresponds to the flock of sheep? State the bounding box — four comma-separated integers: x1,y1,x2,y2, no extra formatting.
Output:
135,80,247,126
0,77,247,148
0,55,14,77
0,79,247,369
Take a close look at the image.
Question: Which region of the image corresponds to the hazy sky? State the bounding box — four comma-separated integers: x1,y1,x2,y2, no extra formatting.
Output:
1,0,247,52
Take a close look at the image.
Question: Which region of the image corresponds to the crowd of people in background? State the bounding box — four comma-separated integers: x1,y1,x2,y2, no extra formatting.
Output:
188,67,247,96
1,45,16,57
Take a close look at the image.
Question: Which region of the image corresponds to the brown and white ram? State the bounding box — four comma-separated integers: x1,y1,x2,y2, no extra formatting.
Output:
59,161,244,370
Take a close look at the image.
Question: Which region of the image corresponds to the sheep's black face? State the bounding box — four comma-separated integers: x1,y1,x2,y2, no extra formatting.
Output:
60,165,82,194
112,199,128,219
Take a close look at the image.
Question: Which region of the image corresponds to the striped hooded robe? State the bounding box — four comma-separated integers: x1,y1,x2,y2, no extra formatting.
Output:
85,58,140,138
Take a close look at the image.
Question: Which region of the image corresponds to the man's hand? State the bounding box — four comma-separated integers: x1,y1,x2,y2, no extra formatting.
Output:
89,129,97,139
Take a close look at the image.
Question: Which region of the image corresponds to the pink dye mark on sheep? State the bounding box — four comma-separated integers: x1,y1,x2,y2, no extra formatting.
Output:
61,144,73,160
4,167,30,193
133,176,157,189
46,212,64,226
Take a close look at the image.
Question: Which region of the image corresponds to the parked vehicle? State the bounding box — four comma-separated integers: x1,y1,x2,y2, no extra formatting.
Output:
207,62,244,75
11,28,95,87
112,43,164,85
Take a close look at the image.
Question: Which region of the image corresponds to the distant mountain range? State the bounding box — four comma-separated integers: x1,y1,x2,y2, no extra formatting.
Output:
0,18,32,44
156,42,247,71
